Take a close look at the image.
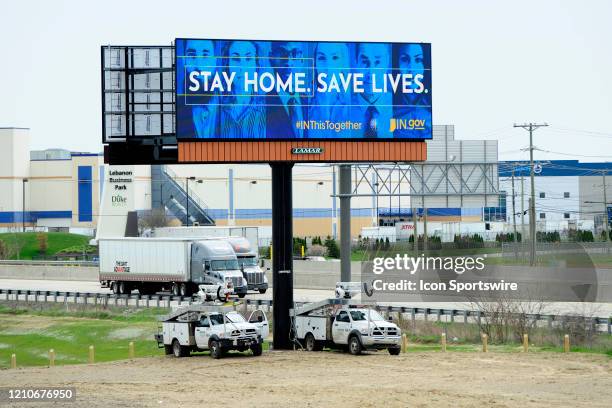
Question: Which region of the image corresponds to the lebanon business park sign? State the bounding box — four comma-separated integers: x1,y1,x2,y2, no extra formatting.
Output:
175,38,431,163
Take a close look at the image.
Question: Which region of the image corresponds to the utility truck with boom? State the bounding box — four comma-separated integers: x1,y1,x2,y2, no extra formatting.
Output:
292,299,402,355
155,304,268,358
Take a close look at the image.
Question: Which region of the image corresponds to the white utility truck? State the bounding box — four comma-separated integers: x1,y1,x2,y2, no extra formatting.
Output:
98,237,248,298
292,299,402,355
155,304,269,358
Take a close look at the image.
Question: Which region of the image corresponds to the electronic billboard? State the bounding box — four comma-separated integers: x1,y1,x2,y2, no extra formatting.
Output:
175,38,432,141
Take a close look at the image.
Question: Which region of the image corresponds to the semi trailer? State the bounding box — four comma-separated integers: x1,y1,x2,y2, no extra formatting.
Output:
98,237,248,297
155,304,268,358
153,227,268,293
292,299,402,355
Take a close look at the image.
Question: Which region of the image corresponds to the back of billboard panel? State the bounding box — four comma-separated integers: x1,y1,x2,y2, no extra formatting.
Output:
175,39,432,141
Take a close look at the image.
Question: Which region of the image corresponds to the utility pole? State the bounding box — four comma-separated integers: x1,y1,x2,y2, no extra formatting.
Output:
520,174,525,243
603,170,610,243
423,201,428,252
511,168,518,258
514,123,548,266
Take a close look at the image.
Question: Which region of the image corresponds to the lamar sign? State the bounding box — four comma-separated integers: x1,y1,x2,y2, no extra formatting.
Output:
291,147,324,155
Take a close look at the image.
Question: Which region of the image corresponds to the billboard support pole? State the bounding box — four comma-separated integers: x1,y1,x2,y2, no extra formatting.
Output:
339,165,352,282
271,162,294,350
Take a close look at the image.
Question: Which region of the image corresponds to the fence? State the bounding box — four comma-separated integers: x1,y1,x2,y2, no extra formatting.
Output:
1,288,610,334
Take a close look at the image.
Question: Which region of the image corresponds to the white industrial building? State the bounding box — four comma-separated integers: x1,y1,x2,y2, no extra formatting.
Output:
17,126,612,241
499,160,612,236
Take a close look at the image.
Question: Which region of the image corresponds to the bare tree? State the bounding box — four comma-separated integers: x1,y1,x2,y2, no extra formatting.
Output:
138,208,170,233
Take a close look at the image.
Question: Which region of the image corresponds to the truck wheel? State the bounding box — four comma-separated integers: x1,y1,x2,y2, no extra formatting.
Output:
111,282,119,295
237,293,246,299
258,289,267,294
348,335,362,355
164,345,173,355
172,339,189,358
179,283,190,297
118,281,129,295
305,333,317,352
388,347,401,356
171,283,180,297
250,343,263,356
217,287,225,301
209,340,222,359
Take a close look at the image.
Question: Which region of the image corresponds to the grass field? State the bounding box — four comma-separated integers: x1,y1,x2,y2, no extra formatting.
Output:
0,232,90,259
0,306,166,368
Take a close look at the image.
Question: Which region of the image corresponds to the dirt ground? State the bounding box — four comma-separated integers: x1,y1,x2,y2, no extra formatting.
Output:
0,350,610,407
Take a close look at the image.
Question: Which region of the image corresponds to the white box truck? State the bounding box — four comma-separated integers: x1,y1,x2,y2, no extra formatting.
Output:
153,227,268,294
98,237,248,297
153,226,259,252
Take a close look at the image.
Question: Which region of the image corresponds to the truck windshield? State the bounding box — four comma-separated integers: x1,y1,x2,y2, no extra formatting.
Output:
350,311,368,321
225,312,246,323
211,259,239,270
237,257,257,267
209,314,224,326
367,310,385,321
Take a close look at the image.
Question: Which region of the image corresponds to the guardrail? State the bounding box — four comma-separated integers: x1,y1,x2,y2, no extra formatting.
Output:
1,288,610,334
0,260,99,267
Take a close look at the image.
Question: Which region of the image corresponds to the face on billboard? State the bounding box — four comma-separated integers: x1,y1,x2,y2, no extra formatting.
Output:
176,38,432,140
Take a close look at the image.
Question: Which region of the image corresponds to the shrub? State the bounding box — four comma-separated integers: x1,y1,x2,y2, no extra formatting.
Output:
306,244,326,257
324,236,340,258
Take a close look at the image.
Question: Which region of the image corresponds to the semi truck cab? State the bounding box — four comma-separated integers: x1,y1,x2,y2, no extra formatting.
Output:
225,236,269,294
193,240,248,298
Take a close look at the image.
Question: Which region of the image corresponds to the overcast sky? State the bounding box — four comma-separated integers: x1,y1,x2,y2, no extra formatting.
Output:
1,0,611,162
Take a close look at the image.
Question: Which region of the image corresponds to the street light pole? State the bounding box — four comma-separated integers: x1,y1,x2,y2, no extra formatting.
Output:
186,177,192,227
22,178,28,232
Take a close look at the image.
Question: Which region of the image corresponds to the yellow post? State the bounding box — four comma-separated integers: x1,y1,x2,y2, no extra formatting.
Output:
563,334,570,353
523,334,529,353
401,333,408,353
128,341,135,359
441,333,447,352
482,334,488,352
49,349,55,367
88,345,95,364
270,245,273,260
301,245,305,258
10,353,16,369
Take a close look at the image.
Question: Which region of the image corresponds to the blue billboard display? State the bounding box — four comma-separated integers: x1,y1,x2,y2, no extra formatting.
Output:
175,38,432,140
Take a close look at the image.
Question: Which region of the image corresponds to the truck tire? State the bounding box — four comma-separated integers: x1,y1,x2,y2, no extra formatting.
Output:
217,287,226,301
118,281,129,295
237,293,246,298
305,333,317,352
172,339,189,358
250,343,263,356
111,282,119,295
348,335,362,355
171,283,180,297
179,283,191,297
258,289,267,294
388,347,401,356
209,340,222,359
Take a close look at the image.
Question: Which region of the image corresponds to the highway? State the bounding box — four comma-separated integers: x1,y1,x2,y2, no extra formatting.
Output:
2,278,611,318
